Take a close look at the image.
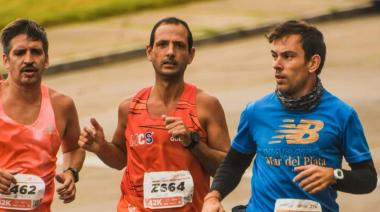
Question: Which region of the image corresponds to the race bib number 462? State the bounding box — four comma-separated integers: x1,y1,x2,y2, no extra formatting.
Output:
143,170,194,209
0,174,45,210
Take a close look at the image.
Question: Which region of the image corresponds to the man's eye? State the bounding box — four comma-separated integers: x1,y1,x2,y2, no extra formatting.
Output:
31,49,43,55
175,43,186,49
157,42,167,47
14,50,25,56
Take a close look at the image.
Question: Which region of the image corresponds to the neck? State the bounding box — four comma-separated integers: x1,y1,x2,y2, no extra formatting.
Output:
276,77,323,112
151,80,185,106
289,75,318,98
4,80,41,103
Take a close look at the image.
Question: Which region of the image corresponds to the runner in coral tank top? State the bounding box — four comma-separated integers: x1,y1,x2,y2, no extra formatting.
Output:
79,17,230,212
0,19,85,212
118,84,209,211
0,85,60,212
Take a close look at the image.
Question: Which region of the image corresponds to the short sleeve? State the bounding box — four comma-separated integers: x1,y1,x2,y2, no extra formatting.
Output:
343,110,372,163
231,105,257,154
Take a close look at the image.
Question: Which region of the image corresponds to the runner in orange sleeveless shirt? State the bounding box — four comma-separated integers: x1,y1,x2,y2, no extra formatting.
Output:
0,19,85,212
79,17,230,211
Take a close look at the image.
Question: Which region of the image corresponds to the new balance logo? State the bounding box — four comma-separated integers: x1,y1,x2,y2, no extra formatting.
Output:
270,119,324,144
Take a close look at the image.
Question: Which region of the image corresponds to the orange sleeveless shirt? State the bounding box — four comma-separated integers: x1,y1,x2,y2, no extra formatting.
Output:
0,84,61,212
118,84,210,212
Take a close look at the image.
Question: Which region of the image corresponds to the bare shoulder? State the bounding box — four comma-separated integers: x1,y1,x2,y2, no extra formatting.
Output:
195,88,226,129
114,96,134,132
49,88,76,112
118,96,134,114
196,88,223,111
48,88,79,136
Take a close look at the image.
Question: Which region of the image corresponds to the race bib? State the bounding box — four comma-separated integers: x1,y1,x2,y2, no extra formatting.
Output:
143,170,194,209
274,199,322,212
0,174,45,210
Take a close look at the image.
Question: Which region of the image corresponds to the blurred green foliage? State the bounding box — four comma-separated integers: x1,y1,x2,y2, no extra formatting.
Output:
0,0,207,29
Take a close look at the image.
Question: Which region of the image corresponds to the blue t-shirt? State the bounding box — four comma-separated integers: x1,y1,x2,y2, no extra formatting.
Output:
232,90,372,212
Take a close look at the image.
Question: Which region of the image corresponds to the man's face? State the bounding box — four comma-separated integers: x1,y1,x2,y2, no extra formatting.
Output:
146,23,194,80
2,34,48,86
271,34,314,98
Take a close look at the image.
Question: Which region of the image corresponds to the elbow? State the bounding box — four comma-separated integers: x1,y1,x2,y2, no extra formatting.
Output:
367,174,378,193
107,163,125,171
114,164,126,171
101,156,126,170
357,172,378,194
113,159,127,170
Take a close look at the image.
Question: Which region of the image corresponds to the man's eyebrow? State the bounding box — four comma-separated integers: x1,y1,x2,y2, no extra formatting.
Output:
280,50,297,55
271,50,297,55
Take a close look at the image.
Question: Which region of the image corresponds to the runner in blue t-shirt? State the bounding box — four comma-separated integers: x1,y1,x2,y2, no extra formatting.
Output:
202,20,377,212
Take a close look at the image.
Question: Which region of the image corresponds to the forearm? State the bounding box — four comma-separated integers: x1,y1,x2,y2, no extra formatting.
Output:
335,159,377,194
210,148,254,200
62,147,85,171
190,142,226,177
96,142,126,170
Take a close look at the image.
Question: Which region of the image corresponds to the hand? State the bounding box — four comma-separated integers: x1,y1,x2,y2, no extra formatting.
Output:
55,171,76,203
0,169,17,194
202,191,225,212
78,118,105,153
293,165,335,194
162,115,191,147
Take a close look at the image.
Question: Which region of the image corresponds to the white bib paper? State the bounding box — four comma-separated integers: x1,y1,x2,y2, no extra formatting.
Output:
274,198,322,212
143,170,194,209
0,174,45,210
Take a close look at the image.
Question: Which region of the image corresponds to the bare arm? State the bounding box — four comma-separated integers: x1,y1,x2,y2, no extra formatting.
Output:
164,91,230,177
60,97,85,172
51,92,85,203
79,98,130,170
194,92,230,176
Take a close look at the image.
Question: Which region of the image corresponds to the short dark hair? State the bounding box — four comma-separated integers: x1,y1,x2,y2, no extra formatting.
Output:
1,19,49,56
149,17,193,52
266,20,326,75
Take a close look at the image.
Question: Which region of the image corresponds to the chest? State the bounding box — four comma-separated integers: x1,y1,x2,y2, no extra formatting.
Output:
146,99,178,118
253,113,343,153
126,115,188,149
2,100,41,125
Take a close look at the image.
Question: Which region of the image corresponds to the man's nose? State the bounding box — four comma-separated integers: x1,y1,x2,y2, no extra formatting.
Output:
23,51,34,64
272,57,283,71
166,43,175,57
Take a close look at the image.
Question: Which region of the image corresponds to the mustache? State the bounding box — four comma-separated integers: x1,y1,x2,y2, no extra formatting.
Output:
21,64,38,72
162,59,177,65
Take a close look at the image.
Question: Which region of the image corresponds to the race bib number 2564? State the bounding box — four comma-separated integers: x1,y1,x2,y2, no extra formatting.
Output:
144,170,194,209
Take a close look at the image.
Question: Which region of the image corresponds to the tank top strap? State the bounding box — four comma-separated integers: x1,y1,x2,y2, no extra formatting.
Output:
36,84,56,129
176,83,197,111
181,83,197,104
129,87,152,112
40,84,49,98
40,84,50,110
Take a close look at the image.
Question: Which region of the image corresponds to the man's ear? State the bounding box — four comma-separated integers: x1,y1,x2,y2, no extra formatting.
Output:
44,54,49,70
146,45,152,61
187,47,195,64
2,53,10,70
308,54,321,74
